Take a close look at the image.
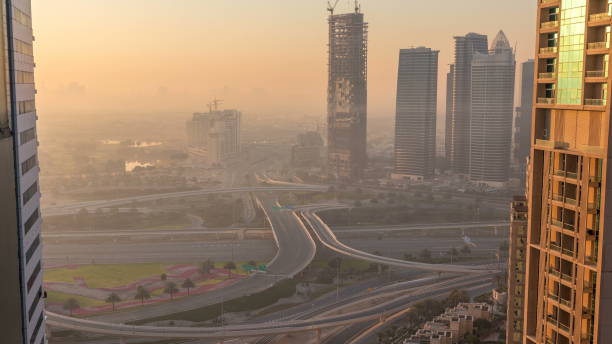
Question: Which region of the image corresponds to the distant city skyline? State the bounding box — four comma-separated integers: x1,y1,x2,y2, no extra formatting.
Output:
32,0,535,118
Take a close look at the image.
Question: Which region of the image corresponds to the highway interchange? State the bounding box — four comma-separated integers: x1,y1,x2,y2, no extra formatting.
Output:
44,180,505,342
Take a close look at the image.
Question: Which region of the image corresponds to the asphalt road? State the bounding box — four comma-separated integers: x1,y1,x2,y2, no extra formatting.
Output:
75,194,316,324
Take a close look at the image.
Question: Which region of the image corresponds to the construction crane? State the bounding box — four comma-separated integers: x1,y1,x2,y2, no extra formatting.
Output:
207,98,224,113
327,0,340,16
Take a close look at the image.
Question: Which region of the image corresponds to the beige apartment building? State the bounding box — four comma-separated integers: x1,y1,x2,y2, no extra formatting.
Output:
524,0,612,343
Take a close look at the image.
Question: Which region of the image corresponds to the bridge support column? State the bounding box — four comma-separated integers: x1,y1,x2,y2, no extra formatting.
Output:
316,328,321,344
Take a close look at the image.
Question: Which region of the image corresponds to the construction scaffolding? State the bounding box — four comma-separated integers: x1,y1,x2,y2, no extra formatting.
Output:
327,2,368,180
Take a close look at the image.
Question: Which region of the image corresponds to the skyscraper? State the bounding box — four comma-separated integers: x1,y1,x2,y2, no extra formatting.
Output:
186,109,241,164
515,60,535,183
469,31,516,187
327,5,368,180
448,33,488,175
507,195,528,344
523,1,610,343
445,64,455,164
0,2,45,343
392,47,439,182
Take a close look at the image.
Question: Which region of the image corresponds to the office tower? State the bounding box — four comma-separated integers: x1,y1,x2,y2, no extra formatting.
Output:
327,4,368,180
469,31,516,187
186,109,241,164
515,60,535,183
392,47,439,182
0,2,45,344
524,1,611,343
448,33,488,175
507,196,528,344
445,64,455,163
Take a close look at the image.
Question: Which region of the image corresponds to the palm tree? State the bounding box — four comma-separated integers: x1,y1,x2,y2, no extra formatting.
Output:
105,293,121,311
134,286,151,304
182,279,195,295
63,298,80,316
224,261,237,279
200,259,214,275
164,282,179,299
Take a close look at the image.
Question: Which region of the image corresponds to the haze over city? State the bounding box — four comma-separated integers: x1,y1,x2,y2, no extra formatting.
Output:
2,0,611,344
33,0,535,117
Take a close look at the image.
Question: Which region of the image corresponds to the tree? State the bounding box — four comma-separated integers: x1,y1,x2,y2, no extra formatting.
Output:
224,261,237,279
448,247,459,259
182,279,195,295
135,286,151,304
63,298,80,316
105,293,121,311
160,273,167,281
461,245,472,255
420,248,432,261
200,259,214,275
354,200,362,207
164,282,179,299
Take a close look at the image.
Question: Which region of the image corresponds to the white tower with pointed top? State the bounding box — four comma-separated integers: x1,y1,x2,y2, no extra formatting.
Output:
469,30,516,187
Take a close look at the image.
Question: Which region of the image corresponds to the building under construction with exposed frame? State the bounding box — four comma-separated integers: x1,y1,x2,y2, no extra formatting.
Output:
327,1,368,180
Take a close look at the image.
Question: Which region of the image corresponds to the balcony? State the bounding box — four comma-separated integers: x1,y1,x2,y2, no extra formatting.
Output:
587,41,609,50
551,219,575,231
536,139,554,148
589,175,602,183
586,255,598,265
541,21,560,29
588,202,600,211
552,194,577,205
539,72,557,79
554,170,578,180
585,98,606,106
541,0,558,4
547,315,571,333
540,46,558,54
580,145,605,155
585,70,607,78
549,293,572,308
537,97,556,104
589,12,611,23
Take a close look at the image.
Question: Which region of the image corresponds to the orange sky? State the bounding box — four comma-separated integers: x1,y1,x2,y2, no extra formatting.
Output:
31,0,536,119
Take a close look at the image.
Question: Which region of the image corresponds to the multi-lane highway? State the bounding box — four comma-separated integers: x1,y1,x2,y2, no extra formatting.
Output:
43,185,327,217
46,274,492,340
45,180,502,341
65,194,316,324
300,204,499,274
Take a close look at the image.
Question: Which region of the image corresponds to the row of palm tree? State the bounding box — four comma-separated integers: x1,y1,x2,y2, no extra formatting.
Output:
62,261,246,316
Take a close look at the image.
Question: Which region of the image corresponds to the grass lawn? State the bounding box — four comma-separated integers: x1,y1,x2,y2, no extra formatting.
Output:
45,263,170,288
47,291,106,308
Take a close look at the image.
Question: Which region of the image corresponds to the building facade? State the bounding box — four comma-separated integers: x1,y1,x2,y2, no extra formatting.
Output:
469,31,516,187
0,1,45,343
392,47,439,182
523,0,612,343
186,109,241,164
448,33,488,175
327,8,368,180
445,64,455,164
515,60,535,184
507,196,528,344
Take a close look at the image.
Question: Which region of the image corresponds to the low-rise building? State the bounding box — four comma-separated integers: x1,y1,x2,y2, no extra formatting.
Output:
404,303,492,344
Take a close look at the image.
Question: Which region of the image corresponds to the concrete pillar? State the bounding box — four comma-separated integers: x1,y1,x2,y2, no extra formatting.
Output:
316,328,321,344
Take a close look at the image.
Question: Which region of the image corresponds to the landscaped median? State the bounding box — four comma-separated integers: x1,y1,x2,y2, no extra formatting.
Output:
44,262,263,316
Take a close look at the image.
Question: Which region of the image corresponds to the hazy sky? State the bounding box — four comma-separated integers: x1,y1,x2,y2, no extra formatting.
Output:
32,0,536,119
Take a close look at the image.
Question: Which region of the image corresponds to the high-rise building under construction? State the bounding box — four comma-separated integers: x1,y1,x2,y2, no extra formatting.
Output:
327,2,368,180
522,0,612,343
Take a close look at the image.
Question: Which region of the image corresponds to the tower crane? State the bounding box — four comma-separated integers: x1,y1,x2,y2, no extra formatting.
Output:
327,0,340,16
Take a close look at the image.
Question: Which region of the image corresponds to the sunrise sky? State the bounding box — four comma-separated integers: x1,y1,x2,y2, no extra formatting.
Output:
31,0,537,118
